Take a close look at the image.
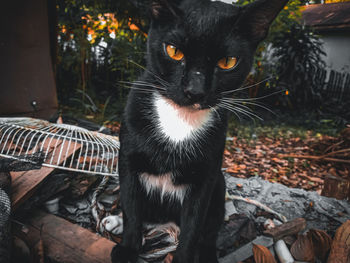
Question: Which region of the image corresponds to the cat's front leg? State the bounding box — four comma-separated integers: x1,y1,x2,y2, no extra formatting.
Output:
172,176,218,263
111,172,143,263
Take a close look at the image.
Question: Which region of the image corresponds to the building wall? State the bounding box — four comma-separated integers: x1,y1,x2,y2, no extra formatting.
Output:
0,0,58,119
321,31,350,73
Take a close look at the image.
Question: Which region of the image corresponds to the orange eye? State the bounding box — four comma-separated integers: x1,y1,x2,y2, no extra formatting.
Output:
217,57,238,70
166,44,184,61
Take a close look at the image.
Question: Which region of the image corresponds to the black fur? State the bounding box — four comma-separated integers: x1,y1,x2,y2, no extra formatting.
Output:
111,0,288,262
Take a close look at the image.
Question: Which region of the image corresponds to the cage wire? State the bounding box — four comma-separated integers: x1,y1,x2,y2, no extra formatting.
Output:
0,118,182,260
0,118,119,176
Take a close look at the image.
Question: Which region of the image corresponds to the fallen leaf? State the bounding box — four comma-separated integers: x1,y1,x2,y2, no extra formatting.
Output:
290,234,314,261
307,229,332,262
328,220,350,263
253,244,277,263
164,253,173,263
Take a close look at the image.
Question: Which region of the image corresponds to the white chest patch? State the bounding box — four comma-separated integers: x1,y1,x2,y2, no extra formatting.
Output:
153,94,213,143
139,173,189,204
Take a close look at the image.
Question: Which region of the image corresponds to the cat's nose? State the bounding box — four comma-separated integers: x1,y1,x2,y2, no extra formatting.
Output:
184,71,206,101
184,85,205,101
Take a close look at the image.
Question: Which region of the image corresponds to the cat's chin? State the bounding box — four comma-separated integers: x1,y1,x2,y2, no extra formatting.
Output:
154,94,212,134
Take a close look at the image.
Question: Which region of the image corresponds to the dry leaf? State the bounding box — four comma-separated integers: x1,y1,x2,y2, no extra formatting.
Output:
34,225,45,263
328,220,350,263
164,253,173,263
253,244,277,263
290,234,314,261
307,229,332,262
223,129,348,193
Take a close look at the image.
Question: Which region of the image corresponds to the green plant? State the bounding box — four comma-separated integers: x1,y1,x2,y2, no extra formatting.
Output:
56,0,147,120
235,0,304,105
270,23,325,107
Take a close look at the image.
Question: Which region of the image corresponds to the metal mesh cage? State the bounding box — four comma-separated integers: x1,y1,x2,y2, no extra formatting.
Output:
0,118,119,176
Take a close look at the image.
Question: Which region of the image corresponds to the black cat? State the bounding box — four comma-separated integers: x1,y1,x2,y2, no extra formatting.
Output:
111,0,288,262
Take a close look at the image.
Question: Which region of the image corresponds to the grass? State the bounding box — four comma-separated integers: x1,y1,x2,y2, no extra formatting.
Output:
60,91,347,139
227,110,346,140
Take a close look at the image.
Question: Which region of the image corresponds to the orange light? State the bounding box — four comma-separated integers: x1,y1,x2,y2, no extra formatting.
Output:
129,24,139,31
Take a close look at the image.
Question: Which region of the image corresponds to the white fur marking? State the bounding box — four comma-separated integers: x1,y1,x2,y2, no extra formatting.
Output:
139,173,188,204
154,94,213,143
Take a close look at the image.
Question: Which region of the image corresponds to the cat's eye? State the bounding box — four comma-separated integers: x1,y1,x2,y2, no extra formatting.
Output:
217,57,238,70
165,44,184,61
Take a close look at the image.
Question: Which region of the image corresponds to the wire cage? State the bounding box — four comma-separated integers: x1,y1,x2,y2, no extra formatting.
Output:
0,118,119,176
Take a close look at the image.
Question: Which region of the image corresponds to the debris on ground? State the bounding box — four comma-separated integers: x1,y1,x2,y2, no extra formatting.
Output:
2,118,350,263
216,175,350,262
12,169,350,263
223,125,350,196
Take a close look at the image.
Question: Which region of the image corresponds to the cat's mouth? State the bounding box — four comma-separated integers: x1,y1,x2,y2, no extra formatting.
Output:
158,94,210,113
159,94,209,111
156,89,214,111
177,101,211,112
191,103,202,110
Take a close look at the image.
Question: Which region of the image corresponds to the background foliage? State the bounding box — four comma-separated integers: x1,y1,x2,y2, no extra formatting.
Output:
56,0,348,131
57,0,148,122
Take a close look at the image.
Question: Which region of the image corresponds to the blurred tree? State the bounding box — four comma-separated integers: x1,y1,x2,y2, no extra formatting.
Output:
56,0,148,121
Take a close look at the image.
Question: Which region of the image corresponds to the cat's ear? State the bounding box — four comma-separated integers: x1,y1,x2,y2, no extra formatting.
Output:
236,0,289,43
150,0,183,21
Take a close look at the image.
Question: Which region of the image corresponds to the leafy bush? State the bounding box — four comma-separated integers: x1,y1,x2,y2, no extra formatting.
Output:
270,23,325,108
56,0,147,121
236,0,326,111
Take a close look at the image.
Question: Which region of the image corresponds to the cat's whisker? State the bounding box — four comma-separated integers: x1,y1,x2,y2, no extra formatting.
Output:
222,89,285,102
224,102,263,121
209,106,221,122
221,77,273,95
127,60,171,87
219,98,255,113
216,103,242,122
118,80,166,91
220,98,276,115
134,82,167,91
117,84,163,94
218,101,263,121
129,79,168,87
124,88,154,93
223,105,258,123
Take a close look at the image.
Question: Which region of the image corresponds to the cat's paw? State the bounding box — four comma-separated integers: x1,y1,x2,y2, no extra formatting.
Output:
110,244,139,263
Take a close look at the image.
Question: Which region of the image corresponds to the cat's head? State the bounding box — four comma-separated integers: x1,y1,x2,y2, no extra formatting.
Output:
145,0,288,109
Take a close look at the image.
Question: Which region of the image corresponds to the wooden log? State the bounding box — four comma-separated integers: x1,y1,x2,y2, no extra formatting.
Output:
321,175,350,201
263,218,306,242
11,167,55,210
13,210,115,263
10,139,81,210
